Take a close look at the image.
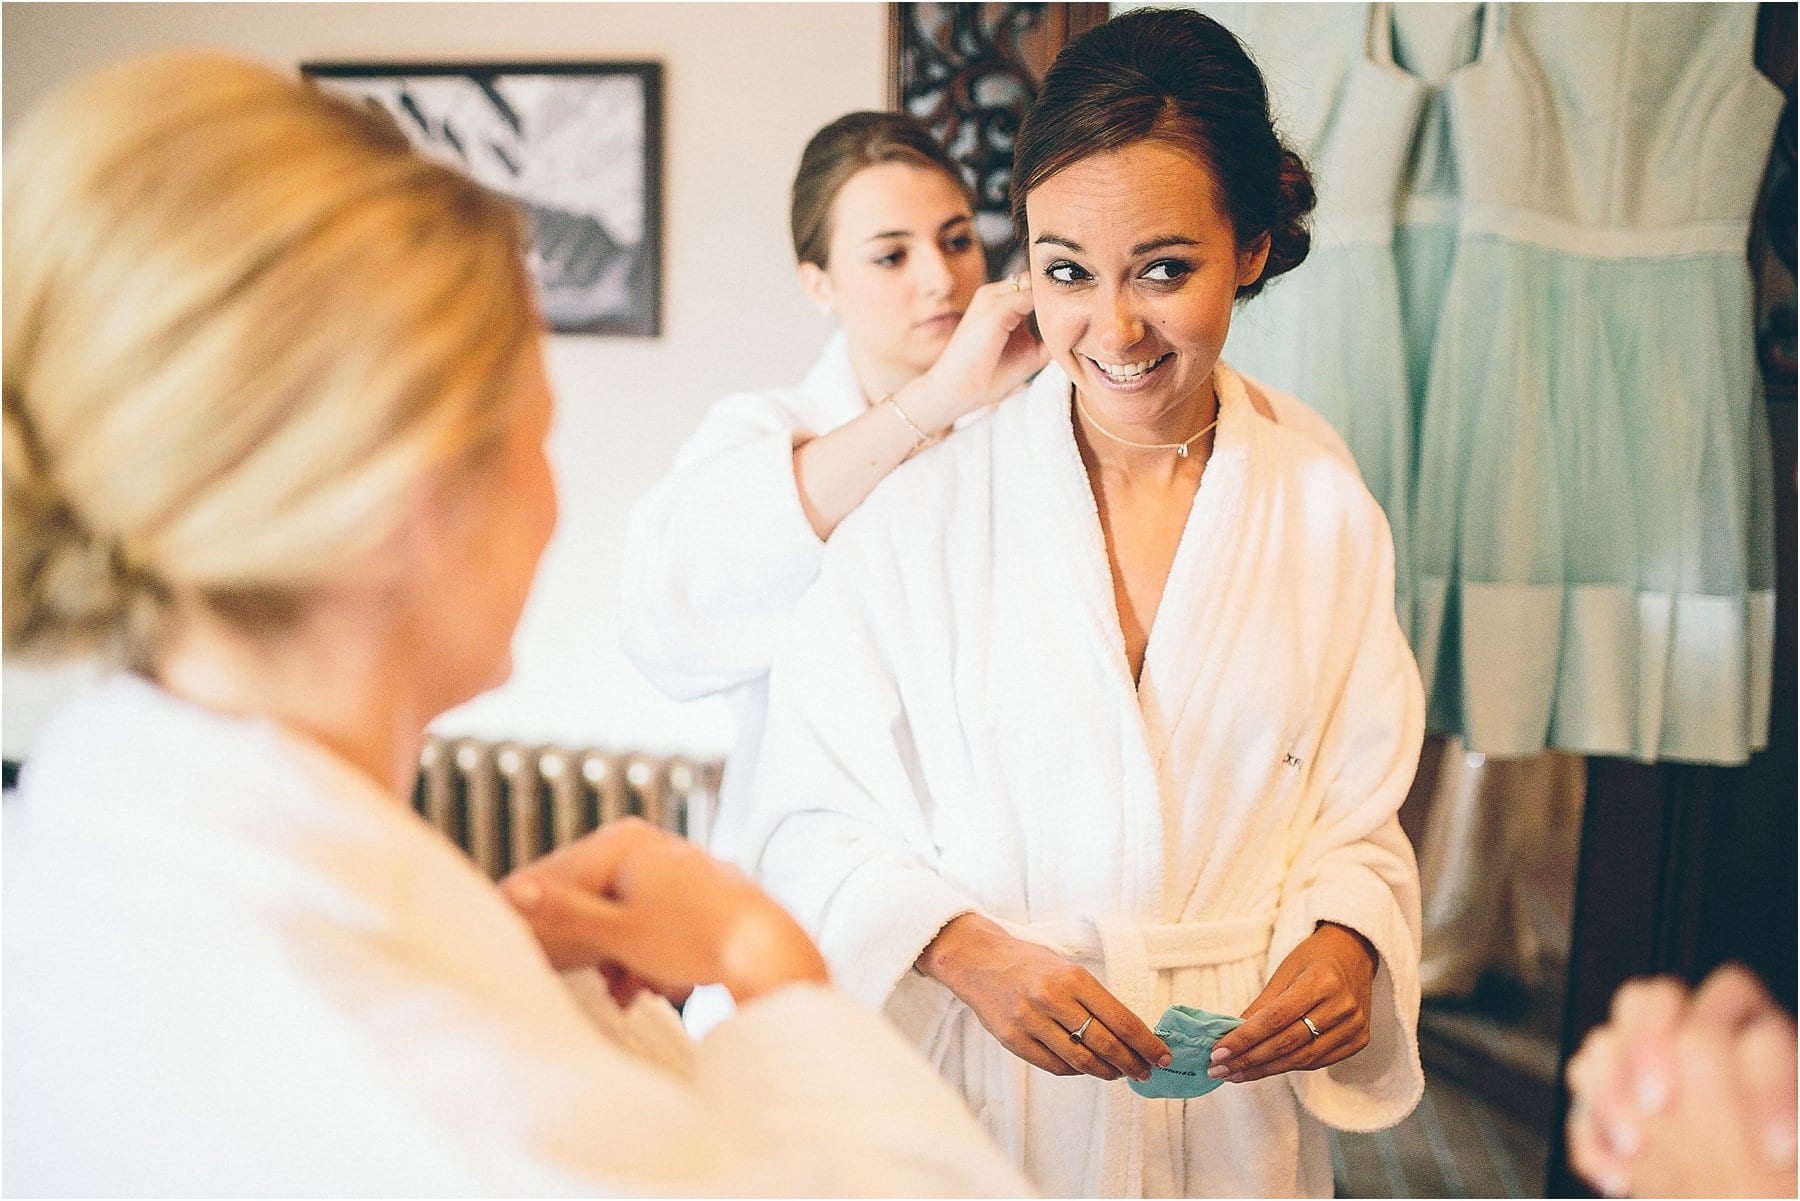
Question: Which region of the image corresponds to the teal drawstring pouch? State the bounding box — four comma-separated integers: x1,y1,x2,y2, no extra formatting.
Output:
1128,1005,1243,1099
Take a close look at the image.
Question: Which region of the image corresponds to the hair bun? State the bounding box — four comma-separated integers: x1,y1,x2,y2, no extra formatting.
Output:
1244,147,1315,299
2,402,164,661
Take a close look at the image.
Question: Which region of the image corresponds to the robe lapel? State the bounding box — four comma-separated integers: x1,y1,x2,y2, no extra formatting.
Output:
1017,365,1271,920
1017,364,1172,921
1139,365,1262,762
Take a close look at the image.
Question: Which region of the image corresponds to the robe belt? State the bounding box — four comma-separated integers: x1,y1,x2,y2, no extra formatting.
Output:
1005,913,1272,1001
999,911,1278,1198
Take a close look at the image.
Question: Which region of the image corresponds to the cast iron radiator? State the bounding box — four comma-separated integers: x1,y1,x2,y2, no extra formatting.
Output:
413,736,723,878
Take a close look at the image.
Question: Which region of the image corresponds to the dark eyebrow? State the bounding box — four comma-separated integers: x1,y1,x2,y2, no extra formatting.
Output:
864,214,973,245
1131,235,1201,255
1032,233,1204,255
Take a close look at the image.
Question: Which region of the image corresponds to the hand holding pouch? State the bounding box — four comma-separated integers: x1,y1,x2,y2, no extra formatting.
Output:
1128,1004,1243,1099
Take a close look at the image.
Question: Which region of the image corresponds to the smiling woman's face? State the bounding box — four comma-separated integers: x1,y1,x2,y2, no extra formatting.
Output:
801,160,985,395
1025,139,1268,439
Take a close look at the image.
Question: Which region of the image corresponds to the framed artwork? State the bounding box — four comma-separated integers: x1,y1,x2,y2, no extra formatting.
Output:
888,3,1108,279
303,60,663,337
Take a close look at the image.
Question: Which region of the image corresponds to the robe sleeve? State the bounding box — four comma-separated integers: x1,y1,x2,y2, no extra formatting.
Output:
685,983,1032,1195
529,979,1036,1195
1267,496,1426,1133
741,524,984,1012
384,954,1034,1195
617,391,827,702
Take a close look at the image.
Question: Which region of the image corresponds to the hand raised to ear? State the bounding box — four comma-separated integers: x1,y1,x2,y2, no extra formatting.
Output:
896,276,1050,435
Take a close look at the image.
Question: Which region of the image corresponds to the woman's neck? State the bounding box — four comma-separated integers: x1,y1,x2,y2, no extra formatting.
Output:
1072,381,1219,486
152,605,428,801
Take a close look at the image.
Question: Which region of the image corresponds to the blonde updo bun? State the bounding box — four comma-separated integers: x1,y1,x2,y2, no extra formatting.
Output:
3,51,537,667
3,405,167,658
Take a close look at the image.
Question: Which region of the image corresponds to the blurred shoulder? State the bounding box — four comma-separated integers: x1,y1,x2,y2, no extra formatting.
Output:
1232,368,1390,552
1232,365,1359,474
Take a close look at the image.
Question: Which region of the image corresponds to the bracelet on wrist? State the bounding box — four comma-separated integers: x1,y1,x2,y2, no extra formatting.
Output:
883,393,930,448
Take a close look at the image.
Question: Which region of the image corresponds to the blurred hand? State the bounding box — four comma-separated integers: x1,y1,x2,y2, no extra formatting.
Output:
1566,963,1797,1198
902,274,1049,433
917,912,1170,1082
1207,921,1377,1084
501,818,829,1006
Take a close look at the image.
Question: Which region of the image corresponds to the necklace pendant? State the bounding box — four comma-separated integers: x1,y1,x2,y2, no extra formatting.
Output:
1176,443,1189,458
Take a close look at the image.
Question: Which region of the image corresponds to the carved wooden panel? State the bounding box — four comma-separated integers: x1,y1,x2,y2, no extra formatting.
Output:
888,3,1107,278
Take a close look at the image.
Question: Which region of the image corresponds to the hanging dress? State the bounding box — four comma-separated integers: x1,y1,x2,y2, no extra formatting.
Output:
1389,2,1484,438
1411,2,1782,763
1216,0,1427,635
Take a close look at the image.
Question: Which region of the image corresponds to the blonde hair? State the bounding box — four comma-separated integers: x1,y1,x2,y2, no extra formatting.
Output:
3,50,537,667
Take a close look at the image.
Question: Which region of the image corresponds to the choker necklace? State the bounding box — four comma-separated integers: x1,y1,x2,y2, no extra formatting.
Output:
1074,394,1220,458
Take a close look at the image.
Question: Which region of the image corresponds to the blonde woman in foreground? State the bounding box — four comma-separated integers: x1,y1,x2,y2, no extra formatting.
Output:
0,51,1028,1198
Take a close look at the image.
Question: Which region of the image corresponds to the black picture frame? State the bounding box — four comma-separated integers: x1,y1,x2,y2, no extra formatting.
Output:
302,59,663,337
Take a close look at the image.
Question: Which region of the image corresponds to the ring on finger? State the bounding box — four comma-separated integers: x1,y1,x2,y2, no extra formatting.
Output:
1010,272,1026,292
1301,1015,1322,1039
1069,1016,1093,1045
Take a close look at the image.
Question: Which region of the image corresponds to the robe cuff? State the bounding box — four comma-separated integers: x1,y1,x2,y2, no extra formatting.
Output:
695,981,854,1061
818,859,980,1013
1271,877,1424,1132
559,968,698,1082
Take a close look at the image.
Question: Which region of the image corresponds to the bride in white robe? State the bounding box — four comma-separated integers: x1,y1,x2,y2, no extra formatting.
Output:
743,10,1425,1196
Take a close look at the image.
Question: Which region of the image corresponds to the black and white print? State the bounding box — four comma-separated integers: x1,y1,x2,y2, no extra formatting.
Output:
306,61,662,336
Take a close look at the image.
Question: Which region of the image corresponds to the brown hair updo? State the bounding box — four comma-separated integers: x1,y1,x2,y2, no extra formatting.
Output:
1010,7,1315,299
790,111,972,269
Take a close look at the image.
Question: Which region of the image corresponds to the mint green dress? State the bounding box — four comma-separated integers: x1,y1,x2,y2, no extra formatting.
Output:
1390,2,1483,436
1215,1,1427,635
1411,3,1781,763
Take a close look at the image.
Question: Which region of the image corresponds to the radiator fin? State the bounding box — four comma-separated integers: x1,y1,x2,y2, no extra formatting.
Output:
414,736,720,878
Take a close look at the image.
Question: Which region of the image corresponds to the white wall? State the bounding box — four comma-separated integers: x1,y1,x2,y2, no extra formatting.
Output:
1,2,887,760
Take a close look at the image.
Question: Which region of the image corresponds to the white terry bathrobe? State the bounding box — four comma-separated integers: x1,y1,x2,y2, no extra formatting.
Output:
620,333,1350,864
620,332,1011,1035
2,674,1031,1198
619,334,869,863
743,360,1426,1197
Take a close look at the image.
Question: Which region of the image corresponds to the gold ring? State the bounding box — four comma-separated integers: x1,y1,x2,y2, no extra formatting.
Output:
1010,272,1026,292
1301,1015,1322,1039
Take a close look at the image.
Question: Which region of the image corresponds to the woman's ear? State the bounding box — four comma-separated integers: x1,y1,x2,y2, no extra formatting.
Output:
1236,232,1272,289
797,261,835,318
